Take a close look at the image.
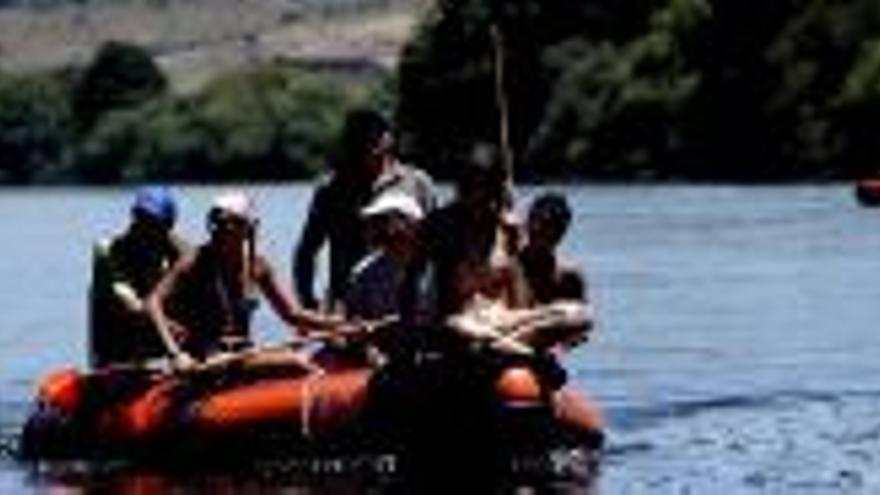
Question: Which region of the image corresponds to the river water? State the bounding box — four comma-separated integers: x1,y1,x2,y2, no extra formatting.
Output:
0,184,878,493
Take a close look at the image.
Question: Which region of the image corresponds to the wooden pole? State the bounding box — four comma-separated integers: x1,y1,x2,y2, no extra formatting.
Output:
490,23,514,185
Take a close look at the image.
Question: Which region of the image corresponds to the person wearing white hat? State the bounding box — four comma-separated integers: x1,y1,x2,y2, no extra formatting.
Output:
146,191,348,371
293,109,435,312
310,190,425,370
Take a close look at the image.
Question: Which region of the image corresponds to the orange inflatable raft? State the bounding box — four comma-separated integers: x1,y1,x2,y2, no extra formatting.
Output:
855,178,880,206
19,356,604,467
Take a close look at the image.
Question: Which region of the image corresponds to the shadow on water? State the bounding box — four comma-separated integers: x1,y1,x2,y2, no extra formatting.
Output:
9,452,601,494
0,400,602,494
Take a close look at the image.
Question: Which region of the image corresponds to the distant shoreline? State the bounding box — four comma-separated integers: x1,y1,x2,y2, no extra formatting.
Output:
0,0,422,92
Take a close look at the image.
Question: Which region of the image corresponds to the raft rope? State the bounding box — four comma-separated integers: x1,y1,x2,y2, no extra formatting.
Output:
299,370,325,439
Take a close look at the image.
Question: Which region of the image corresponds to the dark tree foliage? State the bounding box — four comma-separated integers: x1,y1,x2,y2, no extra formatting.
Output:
72,41,168,136
0,73,72,184
77,65,357,183
397,0,880,181
397,0,667,180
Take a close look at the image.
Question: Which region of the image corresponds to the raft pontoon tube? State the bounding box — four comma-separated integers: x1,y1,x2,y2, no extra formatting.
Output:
20,357,603,468
856,178,880,206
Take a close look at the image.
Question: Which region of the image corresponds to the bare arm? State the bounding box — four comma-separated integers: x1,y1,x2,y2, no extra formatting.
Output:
145,254,197,368
293,185,329,310
509,265,594,349
259,257,344,335
93,239,146,314
446,310,534,356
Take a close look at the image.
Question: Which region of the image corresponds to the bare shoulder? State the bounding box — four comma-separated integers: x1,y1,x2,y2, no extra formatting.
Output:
252,254,276,279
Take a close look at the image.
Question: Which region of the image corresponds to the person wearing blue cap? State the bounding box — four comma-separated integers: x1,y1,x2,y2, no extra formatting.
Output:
88,186,190,368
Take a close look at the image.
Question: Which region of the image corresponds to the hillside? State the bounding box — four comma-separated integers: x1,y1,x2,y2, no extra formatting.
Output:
0,0,424,90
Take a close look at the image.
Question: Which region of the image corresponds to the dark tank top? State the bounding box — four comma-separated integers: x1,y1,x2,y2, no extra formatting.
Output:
169,245,259,357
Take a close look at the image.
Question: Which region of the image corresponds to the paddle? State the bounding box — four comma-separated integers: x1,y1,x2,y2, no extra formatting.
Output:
168,315,401,375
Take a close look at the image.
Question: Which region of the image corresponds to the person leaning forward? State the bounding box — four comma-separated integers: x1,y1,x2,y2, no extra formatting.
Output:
293,108,435,311
147,191,348,372
89,186,189,369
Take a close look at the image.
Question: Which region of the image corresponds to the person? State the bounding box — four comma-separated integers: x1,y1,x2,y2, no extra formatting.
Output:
344,190,425,321
313,190,425,370
146,191,348,371
89,186,188,369
412,146,591,374
413,144,528,321
293,108,435,311
516,192,593,350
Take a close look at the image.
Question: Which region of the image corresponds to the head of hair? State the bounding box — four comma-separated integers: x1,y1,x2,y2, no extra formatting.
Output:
456,142,507,195
529,192,572,239
334,108,391,173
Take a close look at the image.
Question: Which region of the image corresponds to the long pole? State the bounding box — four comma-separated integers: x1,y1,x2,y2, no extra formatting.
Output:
490,23,514,185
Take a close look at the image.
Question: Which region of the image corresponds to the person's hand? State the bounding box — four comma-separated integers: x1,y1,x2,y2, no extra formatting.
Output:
550,301,591,323
170,351,199,373
332,320,371,343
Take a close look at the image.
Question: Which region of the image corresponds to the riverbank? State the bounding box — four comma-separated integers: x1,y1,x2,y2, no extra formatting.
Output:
0,0,424,91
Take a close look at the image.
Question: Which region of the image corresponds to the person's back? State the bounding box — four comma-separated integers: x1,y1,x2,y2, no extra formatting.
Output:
89,187,186,368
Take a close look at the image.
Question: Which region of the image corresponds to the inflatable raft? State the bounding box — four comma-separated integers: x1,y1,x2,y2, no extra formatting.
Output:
19,353,604,470
855,178,880,206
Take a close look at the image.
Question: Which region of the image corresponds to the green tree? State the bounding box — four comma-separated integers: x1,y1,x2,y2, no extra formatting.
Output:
77,64,357,182
0,72,72,184
72,41,168,135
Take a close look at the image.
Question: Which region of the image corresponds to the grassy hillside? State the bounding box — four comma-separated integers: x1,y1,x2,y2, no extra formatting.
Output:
0,0,423,90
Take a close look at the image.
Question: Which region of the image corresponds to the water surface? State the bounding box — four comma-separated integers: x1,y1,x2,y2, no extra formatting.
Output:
1,185,878,493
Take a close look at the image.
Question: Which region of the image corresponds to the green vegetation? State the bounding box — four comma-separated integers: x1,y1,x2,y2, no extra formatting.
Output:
397,0,880,181
0,41,381,184
6,1,880,183
0,72,72,183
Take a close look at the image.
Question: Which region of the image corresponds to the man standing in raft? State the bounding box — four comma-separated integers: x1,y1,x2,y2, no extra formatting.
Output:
147,191,348,371
413,145,593,373
89,186,189,369
293,108,435,312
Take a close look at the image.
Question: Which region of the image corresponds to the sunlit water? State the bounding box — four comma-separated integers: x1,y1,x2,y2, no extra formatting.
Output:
0,184,878,493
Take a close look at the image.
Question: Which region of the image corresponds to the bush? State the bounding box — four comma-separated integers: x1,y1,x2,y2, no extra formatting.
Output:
78,64,361,182
0,72,72,183
72,41,168,134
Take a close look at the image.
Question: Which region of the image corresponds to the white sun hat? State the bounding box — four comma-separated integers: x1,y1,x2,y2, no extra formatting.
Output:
210,190,255,221
361,190,424,221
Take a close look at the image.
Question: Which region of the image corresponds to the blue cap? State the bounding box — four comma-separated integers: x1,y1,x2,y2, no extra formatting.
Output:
132,186,177,226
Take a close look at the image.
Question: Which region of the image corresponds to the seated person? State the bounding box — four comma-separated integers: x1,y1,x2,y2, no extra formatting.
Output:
314,190,424,370
89,186,188,369
146,191,348,372
516,192,593,350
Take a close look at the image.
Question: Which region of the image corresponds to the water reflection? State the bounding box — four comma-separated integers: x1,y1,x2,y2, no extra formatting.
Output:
22,453,600,494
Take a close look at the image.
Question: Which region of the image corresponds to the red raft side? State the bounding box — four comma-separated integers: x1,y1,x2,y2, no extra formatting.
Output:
495,367,604,438
192,369,373,436
22,364,603,459
856,178,880,206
